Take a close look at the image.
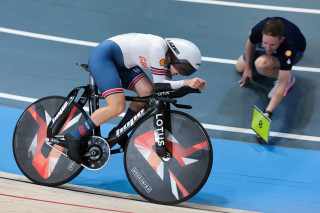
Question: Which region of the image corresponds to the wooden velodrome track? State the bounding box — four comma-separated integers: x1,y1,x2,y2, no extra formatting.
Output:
0,172,256,213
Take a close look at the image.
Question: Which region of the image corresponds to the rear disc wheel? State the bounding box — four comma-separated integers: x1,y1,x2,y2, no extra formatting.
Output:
13,96,88,186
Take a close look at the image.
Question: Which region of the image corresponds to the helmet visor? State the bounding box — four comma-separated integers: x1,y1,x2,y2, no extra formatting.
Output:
171,63,196,76
170,53,196,76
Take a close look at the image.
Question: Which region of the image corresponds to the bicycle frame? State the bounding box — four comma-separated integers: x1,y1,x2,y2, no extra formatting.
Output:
46,85,89,139
46,74,165,151
46,68,198,156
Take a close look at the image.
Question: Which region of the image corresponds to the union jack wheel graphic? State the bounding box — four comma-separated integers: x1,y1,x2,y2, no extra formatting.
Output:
13,96,88,186
124,110,213,204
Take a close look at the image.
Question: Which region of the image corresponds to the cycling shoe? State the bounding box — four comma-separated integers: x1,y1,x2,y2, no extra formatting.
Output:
65,133,83,164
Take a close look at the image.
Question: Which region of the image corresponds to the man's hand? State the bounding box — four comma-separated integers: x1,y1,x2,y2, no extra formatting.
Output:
264,112,271,118
238,39,256,87
238,68,254,87
184,78,207,91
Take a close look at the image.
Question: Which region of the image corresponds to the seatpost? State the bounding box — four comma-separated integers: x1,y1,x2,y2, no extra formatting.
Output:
89,73,101,136
89,74,95,115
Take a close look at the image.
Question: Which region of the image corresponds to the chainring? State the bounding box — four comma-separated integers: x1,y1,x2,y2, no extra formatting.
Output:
81,136,110,170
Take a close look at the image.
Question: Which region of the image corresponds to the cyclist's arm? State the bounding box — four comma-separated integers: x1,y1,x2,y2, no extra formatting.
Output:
149,43,184,89
152,74,184,89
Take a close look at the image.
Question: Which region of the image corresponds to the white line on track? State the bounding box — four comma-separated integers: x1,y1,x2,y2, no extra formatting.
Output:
1,27,320,73
0,27,98,47
176,0,320,15
1,92,320,142
0,92,125,117
201,57,320,73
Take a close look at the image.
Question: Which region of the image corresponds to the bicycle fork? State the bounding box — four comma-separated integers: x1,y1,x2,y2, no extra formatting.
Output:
154,100,171,158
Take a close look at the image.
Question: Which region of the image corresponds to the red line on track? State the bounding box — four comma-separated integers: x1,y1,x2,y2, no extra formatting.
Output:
0,193,134,213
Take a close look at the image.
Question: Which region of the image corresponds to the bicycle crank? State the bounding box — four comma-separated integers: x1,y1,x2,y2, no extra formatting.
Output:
81,136,110,170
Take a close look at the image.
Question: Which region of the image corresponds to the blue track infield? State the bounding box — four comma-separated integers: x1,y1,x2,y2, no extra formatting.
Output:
2,105,320,213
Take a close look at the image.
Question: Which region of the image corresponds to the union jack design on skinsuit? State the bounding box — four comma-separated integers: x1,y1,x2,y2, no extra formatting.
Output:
102,88,124,98
128,73,147,90
133,130,209,200
151,67,172,79
28,105,81,179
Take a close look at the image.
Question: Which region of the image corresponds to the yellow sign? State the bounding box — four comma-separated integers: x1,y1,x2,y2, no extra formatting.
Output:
251,106,271,143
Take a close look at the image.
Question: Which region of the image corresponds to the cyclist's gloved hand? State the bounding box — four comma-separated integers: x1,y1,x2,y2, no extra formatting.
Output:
184,78,207,91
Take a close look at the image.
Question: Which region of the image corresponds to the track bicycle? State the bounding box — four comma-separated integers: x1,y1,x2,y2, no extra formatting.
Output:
13,64,213,204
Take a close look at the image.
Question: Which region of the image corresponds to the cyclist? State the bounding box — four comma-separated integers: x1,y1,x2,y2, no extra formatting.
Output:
65,33,207,163
236,17,306,118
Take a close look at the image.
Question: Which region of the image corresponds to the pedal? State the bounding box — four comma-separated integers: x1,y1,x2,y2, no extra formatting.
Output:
81,136,110,170
45,137,67,148
45,138,68,156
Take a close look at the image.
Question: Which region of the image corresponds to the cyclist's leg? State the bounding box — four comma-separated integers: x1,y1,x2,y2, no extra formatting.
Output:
123,66,153,112
91,93,126,126
108,67,153,146
66,40,126,163
66,93,126,163
76,39,126,136
130,75,154,110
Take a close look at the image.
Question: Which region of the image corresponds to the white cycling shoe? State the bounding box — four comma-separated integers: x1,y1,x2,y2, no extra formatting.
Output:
268,75,295,99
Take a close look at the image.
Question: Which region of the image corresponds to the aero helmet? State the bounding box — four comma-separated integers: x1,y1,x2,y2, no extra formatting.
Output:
165,38,201,76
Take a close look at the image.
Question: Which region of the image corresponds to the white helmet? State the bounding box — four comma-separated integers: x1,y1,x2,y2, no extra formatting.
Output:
165,38,201,76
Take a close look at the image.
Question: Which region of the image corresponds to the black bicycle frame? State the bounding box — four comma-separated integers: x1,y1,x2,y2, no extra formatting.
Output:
45,74,158,146
46,71,195,156
46,86,89,138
